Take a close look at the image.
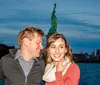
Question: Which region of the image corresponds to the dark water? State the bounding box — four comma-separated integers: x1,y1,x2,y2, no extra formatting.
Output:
0,63,100,85
78,63,100,85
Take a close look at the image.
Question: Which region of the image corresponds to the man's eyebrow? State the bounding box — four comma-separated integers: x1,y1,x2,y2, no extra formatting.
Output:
50,44,55,46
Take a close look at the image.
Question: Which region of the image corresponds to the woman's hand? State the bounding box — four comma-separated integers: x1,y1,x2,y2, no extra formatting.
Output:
56,58,68,72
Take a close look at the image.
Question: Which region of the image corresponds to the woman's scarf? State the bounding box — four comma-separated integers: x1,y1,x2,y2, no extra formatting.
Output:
42,57,71,82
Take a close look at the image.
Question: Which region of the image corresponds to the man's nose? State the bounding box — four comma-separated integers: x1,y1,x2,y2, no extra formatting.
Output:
40,44,43,50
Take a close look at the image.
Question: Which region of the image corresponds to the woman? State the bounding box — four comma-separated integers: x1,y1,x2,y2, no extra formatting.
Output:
43,33,80,85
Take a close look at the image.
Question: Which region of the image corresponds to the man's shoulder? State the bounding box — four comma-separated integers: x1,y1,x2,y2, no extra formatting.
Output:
1,48,19,61
1,53,10,59
1,53,13,63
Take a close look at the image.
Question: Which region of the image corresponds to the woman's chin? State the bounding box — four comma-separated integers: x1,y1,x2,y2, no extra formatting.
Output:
53,58,61,62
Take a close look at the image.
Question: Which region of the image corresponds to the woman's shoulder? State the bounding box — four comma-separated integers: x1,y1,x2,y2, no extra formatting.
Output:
65,62,80,78
69,62,80,72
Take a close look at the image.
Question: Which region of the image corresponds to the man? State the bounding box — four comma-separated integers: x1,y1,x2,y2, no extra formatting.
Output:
0,26,45,85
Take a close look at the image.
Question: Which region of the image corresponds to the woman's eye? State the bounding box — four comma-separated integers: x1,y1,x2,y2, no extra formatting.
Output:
60,46,64,48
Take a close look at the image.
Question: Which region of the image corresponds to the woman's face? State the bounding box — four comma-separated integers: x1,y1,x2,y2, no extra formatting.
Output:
48,38,67,62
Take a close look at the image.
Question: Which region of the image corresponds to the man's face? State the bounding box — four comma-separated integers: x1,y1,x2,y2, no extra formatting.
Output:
28,33,43,58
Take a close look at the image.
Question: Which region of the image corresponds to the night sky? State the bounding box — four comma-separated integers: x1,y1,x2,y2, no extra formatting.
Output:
0,0,100,54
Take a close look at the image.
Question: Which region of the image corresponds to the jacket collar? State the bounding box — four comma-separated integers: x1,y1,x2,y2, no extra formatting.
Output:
9,48,19,58
9,48,42,61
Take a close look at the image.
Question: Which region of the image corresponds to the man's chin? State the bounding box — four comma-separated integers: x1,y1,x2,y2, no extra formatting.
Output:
36,54,40,57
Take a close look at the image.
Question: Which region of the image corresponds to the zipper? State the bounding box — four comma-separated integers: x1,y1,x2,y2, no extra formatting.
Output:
25,76,27,85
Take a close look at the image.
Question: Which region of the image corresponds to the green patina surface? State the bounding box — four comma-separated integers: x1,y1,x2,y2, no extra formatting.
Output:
48,4,57,35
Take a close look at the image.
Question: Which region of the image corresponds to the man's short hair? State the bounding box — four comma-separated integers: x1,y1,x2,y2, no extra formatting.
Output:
18,26,44,47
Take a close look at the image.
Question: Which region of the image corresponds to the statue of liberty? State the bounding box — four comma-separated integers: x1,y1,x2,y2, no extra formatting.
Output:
47,3,57,39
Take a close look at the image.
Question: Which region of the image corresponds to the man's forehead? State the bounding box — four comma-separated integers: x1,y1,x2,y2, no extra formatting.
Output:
33,33,42,41
34,32,43,38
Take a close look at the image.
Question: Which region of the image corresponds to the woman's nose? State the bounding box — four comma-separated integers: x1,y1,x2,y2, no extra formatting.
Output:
55,48,60,53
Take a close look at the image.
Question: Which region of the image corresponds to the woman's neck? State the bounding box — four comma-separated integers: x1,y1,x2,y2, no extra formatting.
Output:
53,61,58,67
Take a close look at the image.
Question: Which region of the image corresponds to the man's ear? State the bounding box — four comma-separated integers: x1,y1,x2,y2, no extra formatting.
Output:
23,38,29,47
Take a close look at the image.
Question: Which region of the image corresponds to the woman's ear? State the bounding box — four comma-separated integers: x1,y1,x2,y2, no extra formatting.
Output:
23,38,29,47
65,48,68,53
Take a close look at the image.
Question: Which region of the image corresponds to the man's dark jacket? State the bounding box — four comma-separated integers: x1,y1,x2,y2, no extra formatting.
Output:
0,49,45,85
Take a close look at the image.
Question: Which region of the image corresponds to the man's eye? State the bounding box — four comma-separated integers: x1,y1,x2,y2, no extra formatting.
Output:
51,46,55,48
